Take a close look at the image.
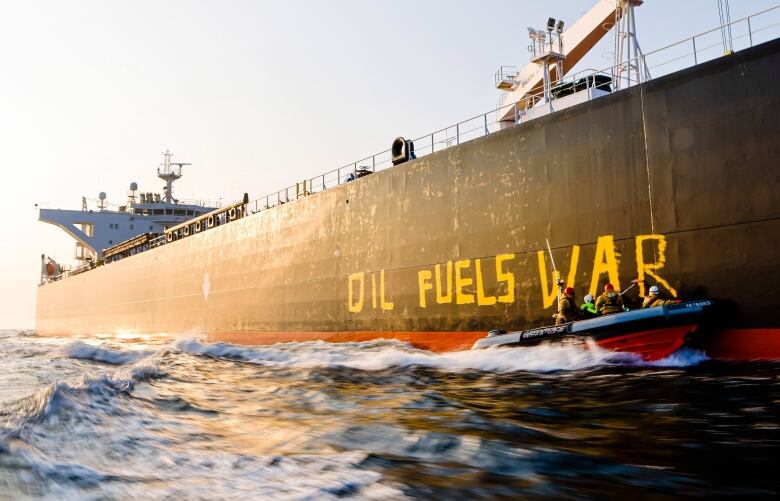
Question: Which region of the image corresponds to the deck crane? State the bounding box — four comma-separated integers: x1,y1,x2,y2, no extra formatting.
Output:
496,0,644,126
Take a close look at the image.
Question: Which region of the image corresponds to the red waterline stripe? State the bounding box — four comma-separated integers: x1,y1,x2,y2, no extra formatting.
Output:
207,330,487,353
701,328,780,361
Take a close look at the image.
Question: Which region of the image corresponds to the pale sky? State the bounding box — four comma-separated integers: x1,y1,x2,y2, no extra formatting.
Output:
1,0,777,328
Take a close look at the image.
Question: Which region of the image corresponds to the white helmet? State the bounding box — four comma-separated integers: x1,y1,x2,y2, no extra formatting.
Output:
584,294,594,303
649,285,660,295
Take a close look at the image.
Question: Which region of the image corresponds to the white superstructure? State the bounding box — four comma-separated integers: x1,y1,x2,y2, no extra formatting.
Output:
494,0,647,125
38,151,216,270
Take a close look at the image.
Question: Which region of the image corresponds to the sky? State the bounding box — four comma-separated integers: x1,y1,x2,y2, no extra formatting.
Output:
0,0,777,328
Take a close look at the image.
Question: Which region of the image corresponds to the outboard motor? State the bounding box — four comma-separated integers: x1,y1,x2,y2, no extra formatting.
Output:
391,137,416,165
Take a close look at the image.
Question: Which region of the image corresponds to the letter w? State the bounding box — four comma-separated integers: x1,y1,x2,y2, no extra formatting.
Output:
537,245,580,309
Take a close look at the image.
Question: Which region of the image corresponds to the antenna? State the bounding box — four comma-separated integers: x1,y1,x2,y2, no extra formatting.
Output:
157,149,191,204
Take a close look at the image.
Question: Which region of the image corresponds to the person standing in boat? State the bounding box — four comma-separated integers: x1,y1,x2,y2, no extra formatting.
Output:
555,287,582,325
595,283,624,315
642,285,678,308
580,294,598,318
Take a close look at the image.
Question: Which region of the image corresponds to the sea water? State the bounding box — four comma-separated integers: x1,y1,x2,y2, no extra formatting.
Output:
0,329,778,499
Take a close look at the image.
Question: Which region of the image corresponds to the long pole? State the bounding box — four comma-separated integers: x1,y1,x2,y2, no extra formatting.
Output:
620,279,640,296
545,238,557,271
546,238,563,308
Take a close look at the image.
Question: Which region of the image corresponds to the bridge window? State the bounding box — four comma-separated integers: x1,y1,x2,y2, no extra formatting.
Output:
154,209,164,215
166,209,173,215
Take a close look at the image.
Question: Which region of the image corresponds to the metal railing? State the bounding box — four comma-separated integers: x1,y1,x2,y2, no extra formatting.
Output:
495,65,519,89
240,5,780,216
176,198,222,209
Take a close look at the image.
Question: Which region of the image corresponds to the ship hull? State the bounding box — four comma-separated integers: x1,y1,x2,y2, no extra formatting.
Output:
36,40,780,359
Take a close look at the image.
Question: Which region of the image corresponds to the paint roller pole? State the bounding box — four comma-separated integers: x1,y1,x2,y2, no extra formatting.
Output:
620,279,641,296
545,238,557,272
546,238,564,316
619,279,642,311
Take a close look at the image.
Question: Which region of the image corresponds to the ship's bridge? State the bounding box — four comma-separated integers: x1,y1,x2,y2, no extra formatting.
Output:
38,150,217,262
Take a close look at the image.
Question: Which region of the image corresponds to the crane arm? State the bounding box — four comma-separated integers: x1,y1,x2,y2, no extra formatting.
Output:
497,0,629,122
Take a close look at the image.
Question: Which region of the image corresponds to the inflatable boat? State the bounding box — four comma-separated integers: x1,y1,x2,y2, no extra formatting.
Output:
473,300,716,361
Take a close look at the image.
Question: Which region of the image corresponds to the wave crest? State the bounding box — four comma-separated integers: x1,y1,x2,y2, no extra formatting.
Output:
58,341,153,365
0,356,162,448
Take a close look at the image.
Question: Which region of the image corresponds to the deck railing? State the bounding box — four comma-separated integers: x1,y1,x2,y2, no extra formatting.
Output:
242,5,780,215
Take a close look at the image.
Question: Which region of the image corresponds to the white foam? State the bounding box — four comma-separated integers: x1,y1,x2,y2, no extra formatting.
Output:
58,341,154,365
646,347,710,367
173,337,639,373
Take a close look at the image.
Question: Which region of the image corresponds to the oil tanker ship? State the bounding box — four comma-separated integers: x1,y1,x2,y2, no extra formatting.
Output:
36,1,780,360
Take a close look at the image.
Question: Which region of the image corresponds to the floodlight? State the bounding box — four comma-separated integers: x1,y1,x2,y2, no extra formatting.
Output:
556,20,564,33
527,27,537,36
547,17,556,31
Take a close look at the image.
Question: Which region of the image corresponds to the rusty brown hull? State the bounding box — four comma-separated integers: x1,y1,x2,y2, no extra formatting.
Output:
36,39,780,351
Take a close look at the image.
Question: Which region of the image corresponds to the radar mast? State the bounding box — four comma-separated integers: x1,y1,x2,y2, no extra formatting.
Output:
157,149,191,204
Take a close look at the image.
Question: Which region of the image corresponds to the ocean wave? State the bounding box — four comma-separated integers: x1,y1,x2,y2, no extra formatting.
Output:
8,450,405,500
172,451,405,500
0,329,35,338
172,337,665,373
58,340,155,365
0,356,162,448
